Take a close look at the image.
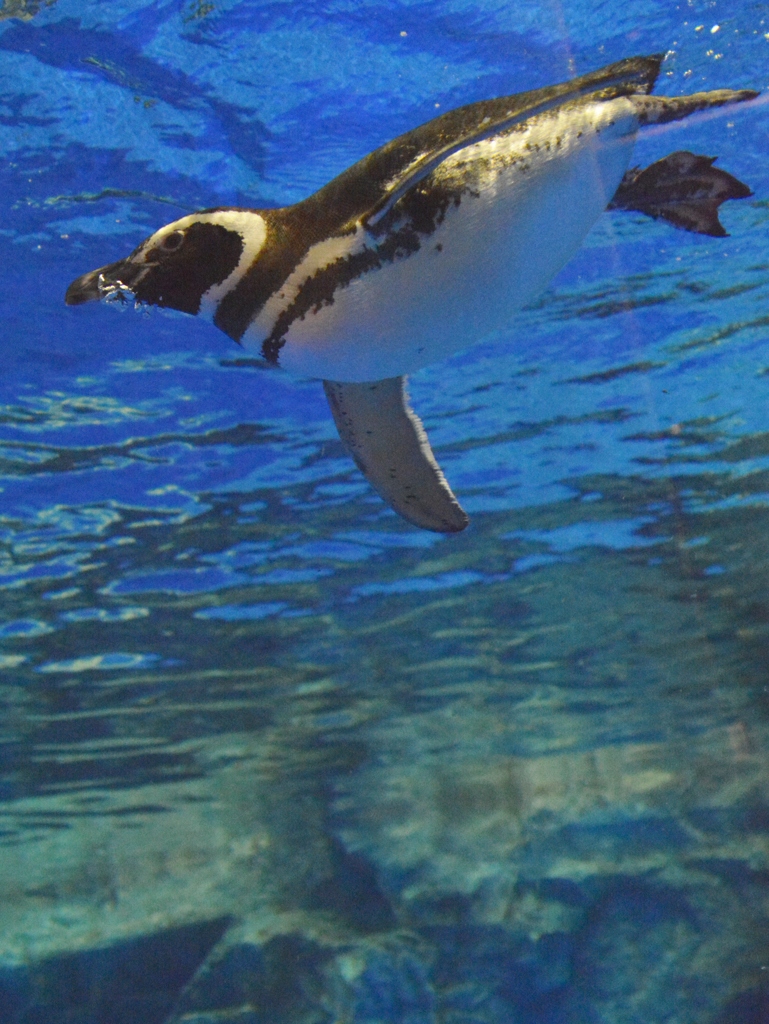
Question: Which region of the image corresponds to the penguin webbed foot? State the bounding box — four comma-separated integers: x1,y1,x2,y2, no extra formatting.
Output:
609,150,753,237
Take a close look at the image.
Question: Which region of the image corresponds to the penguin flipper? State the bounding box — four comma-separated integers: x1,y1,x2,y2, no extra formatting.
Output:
350,55,664,230
610,151,753,237
323,377,469,533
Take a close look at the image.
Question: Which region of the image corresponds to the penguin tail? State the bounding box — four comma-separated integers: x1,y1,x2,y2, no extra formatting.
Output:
609,150,753,237
631,87,758,126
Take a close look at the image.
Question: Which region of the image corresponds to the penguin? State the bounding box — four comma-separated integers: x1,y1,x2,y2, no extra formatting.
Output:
66,55,757,533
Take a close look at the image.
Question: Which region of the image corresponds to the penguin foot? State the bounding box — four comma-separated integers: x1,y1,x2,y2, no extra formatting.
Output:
609,150,753,237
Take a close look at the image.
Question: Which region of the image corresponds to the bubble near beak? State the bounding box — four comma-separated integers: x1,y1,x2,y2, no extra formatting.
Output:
65,259,138,306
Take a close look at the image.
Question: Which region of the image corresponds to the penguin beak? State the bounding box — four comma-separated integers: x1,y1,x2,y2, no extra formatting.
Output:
65,258,144,306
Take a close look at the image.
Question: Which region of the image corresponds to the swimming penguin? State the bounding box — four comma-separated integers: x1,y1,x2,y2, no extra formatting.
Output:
66,55,757,532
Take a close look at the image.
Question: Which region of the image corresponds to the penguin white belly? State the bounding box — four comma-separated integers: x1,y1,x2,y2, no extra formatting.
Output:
273,98,639,382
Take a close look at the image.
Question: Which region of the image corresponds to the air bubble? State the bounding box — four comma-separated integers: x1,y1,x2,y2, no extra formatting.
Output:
97,273,135,305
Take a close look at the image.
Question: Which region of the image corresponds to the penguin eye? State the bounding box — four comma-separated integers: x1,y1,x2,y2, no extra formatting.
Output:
160,230,185,251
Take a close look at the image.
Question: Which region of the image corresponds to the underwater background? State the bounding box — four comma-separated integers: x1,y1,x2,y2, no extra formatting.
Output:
0,1,768,1022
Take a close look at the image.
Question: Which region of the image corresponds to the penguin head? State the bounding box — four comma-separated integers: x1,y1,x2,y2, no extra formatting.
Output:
65,209,267,319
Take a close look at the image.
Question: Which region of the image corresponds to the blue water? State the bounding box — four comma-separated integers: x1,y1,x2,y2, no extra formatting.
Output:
1,2,768,1022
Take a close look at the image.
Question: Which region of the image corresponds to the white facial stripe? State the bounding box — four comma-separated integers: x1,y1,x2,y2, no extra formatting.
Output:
141,210,268,321
195,210,268,319
246,225,367,343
